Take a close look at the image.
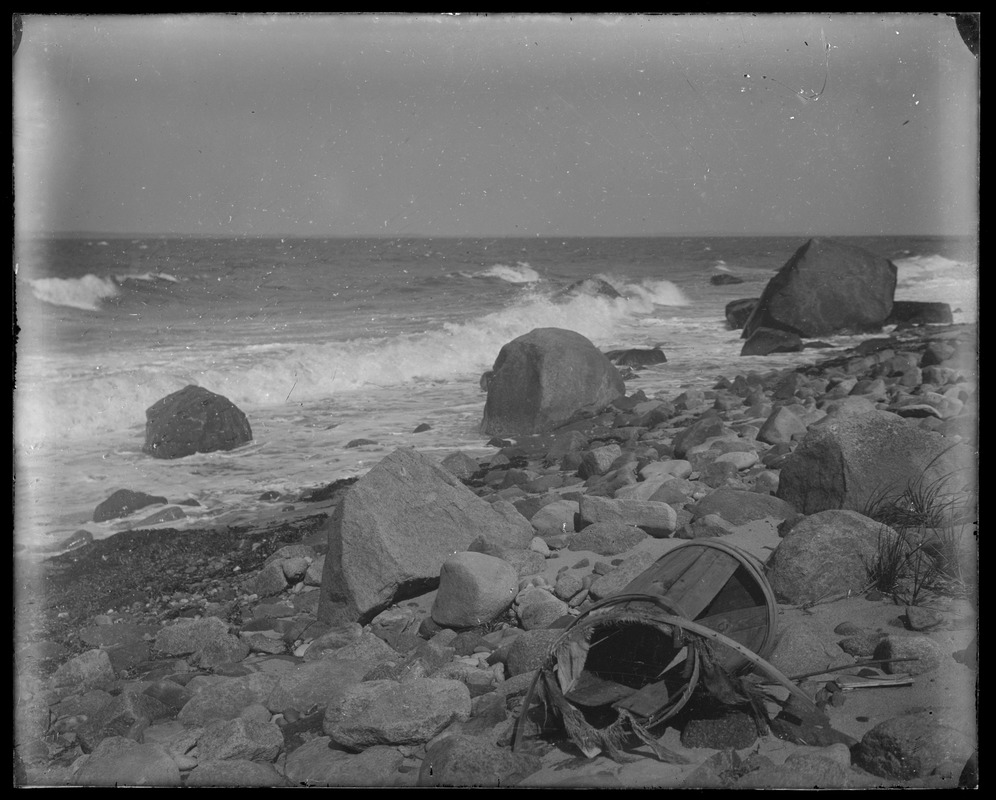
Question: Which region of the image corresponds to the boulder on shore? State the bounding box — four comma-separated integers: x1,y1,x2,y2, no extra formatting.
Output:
725,298,759,330
776,410,973,515
143,385,252,459
885,300,954,327
743,238,897,339
741,327,804,356
480,328,625,437
318,448,534,625
604,348,668,369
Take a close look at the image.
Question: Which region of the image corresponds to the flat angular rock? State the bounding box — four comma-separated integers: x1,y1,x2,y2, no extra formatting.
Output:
741,327,804,356
196,717,284,763
285,738,407,787
323,678,471,749
72,736,181,787
566,521,647,555
177,672,280,727
578,495,677,537
431,552,519,629
52,648,115,689
481,328,625,437
419,734,542,787
93,489,168,522
143,384,252,459
318,447,534,625
691,487,796,526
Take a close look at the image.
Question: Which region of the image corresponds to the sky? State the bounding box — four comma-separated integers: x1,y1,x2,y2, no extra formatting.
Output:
13,13,979,238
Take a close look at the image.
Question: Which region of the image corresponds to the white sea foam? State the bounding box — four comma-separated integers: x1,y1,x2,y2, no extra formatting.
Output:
477,262,542,283
28,274,120,310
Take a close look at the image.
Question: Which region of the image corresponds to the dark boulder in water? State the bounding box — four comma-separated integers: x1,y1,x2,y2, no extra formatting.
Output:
740,327,804,357
143,385,252,459
94,489,168,522
743,238,897,339
481,328,625,437
604,348,668,369
557,277,622,299
885,300,954,327
710,273,744,285
725,298,759,330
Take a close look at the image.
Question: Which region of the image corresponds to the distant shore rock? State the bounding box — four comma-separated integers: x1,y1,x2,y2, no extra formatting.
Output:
143,385,252,459
743,238,897,339
557,277,622,299
480,328,625,437
725,298,759,330
885,300,954,327
604,347,668,369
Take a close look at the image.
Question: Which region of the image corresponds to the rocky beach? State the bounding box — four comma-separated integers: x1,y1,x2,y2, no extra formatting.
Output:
14,309,978,788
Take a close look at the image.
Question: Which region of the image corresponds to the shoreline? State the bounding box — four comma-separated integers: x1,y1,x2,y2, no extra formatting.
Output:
14,320,978,787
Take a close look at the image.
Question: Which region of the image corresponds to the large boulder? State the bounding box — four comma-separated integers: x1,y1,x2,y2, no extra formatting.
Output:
480,328,625,437
318,448,534,624
767,510,891,604
776,410,973,515
143,385,252,459
742,238,897,339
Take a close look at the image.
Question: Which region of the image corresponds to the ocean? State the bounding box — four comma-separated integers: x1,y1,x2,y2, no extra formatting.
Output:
13,235,978,553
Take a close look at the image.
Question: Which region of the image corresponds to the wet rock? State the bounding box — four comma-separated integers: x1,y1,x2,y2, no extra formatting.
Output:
742,238,897,339
143,384,252,459
481,328,625,437
741,327,804,356
93,489,168,523
725,298,759,330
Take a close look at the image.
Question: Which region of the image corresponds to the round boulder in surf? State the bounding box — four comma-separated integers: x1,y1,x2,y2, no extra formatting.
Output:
143,384,253,459
480,327,625,437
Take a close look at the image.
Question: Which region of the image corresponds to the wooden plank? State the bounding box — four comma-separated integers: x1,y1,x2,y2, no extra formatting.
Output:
667,550,741,619
622,545,702,595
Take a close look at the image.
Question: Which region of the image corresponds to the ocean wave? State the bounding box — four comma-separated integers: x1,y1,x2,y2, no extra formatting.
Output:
476,262,542,283
14,280,693,445
28,274,121,311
